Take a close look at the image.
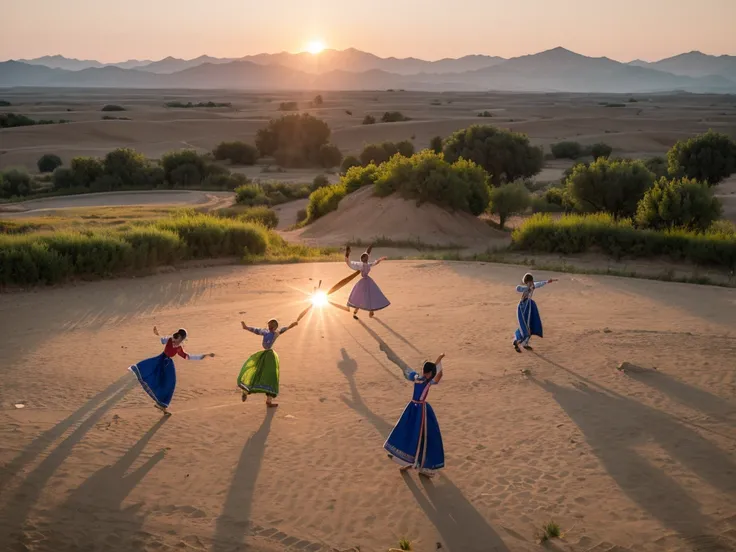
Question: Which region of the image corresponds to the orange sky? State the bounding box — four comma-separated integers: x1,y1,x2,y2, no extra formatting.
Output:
2,0,735,62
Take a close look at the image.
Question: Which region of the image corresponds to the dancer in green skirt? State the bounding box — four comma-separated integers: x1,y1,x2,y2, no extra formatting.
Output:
238,319,298,407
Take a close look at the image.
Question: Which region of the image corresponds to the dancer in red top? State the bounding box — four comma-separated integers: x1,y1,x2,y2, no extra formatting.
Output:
129,327,214,415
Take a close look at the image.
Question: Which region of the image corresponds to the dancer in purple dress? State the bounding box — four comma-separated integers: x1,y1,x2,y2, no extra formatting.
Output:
345,246,390,320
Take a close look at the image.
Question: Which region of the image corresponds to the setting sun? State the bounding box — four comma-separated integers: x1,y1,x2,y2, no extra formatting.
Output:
306,40,325,55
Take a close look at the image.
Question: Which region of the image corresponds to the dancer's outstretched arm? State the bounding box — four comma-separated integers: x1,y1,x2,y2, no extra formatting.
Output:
241,321,267,335
433,353,445,384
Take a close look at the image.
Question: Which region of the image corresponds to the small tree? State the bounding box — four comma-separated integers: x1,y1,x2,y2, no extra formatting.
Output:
550,141,583,160
52,167,77,190
169,163,203,188
360,144,390,166
70,157,104,187
644,156,669,179
318,143,343,168
565,157,655,218
444,125,543,186
667,130,736,186
340,155,361,175
636,177,722,231
37,154,63,173
429,136,443,154
1,169,32,197
104,148,148,185
395,140,415,158
362,115,376,125
488,181,530,229
213,141,259,165
311,174,330,191
255,113,331,167
381,111,410,123
589,143,613,160
313,94,324,106
161,150,207,183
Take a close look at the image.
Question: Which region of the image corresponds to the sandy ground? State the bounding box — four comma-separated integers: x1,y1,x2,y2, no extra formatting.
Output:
0,190,235,216
2,89,735,171
1,261,735,552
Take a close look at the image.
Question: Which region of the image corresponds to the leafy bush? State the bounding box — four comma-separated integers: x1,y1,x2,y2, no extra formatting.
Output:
101,104,126,112
101,115,130,120
311,174,330,191
122,227,183,269
104,148,148,185
236,206,279,229
340,155,361,175
278,101,299,111
667,130,736,185
488,181,531,229
590,143,613,160
305,183,347,223
359,141,414,166
212,141,259,165
255,114,332,167
169,163,202,188
381,111,411,123
565,157,655,219
37,154,63,173
164,101,231,108
313,94,323,106
160,150,207,183
0,113,68,128
0,100,11,107
512,213,736,270
202,171,250,191
70,157,105,187
550,141,584,160
430,136,443,154
443,125,543,186
477,111,493,118
52,167,77,190
644,156,669,179
0,169,32,198
362,115,376,125
296,208,308,224
90,174,124,192
318,143,343,168
636,177,722,231
155,215,268,258
396,140,415,158
235,184,269,206
343,163,379,193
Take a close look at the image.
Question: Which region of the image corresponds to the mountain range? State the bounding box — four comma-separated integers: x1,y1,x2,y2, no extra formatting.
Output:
3,47,735,93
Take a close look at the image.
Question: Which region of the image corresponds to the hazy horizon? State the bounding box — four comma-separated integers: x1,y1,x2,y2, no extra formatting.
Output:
3,0,736,64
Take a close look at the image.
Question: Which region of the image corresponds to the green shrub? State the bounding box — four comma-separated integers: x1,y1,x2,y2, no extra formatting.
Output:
104,148,148,185
667,130,736,185
312,94,323,106
121,227,183,268
212,141,259,165
0,169,32,198
381,111,411,123
477,111,493,118
37,154,63,173
0,100,11,107
260,181,311,204
0,113,36,128
590,143,613,160
165,101,231,108
311,174,330,191
709,220,736,236
340,155,361,175
101,115,130,121
256,113,331,167
636,177,722,231
396,140,415,158
278,101,299,111
52,167,77,190
101,104,126,112
430,136,443,154
90,174,124,192
565,157,655,219
169,163,202,188
236,206,279,229
362,115,376,125
235,184,269,206
318,143,343,168
160,150,207,183
156,214,268,257
296,208,308,224
443,125,543,186
359,141,414,166
202,171,250,191
550,141,584,160
644,156,669,179
512,213,736,270
488,181,531,229
305,183,347,223
68,157,104,187
343,163,379,194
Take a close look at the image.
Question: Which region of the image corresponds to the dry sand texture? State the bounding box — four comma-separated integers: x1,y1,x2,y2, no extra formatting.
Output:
2,89,736,173
1,261,735,552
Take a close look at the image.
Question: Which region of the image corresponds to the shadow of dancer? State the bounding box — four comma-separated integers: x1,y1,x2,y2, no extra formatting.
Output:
374,318,422,354
357,319,412,379
623,367,736,424
532,376,723,541
213,408,276,552
40,417,168,550
0,374,136,492
337,348,393,438
402,473,511,552
0,377,136,549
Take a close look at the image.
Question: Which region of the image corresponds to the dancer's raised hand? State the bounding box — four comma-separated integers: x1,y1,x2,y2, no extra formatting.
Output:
345,245,351,257
241,321,248,330
153,326,160,336
207,353,216,358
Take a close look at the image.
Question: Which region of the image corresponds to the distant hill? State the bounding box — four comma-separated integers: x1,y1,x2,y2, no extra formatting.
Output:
628,51,736,80
2,47,735,93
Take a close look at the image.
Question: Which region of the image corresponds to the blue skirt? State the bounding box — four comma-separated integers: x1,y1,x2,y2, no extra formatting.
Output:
515,299,543,343
384,401,444,471
129,353,176,409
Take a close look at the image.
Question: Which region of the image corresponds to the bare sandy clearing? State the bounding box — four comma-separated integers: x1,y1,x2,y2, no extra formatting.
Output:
0,261,734,552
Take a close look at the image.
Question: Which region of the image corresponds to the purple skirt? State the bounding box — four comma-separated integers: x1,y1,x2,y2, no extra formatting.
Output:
347,276,390,311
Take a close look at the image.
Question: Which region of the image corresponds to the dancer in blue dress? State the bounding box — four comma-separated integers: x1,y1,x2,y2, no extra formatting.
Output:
129,326,215,415
513,273,557,353
384,353,445,477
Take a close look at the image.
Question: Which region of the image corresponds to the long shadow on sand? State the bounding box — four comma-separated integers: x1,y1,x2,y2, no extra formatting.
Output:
357,319,413,378
213,408,275,552
0,375,136,548
532,354,736,541
337,350,510,552
40,417,168,550
374,318,423,354
623,366,736,424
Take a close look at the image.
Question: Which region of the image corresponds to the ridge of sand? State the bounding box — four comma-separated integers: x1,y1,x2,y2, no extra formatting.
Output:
291,186,509,248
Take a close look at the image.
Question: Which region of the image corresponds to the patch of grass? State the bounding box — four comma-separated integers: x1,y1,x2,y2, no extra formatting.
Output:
102,115,131,120
381,111,411,123
215,205,279,229
538,521,561,543
164,101,232,108
243,232,341,264
101,104,126,112
398,538,412,551
477,110,493,117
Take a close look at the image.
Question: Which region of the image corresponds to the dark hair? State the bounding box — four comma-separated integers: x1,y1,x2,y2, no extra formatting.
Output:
173,328,187,340
268,319,278,328
523,273,534,284
360,253,369,262
422,361,437,380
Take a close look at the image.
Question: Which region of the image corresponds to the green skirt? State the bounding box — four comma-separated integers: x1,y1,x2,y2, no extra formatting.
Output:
237,349,279,397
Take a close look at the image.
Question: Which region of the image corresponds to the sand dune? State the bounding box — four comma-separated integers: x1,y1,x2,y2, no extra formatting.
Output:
0,261,734,552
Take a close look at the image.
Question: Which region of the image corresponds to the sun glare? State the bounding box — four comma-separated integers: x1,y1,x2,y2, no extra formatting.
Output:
311,290,328,307
307,40,325,55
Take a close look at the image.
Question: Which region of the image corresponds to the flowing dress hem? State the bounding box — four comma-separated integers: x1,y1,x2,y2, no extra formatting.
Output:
129,364,169,409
